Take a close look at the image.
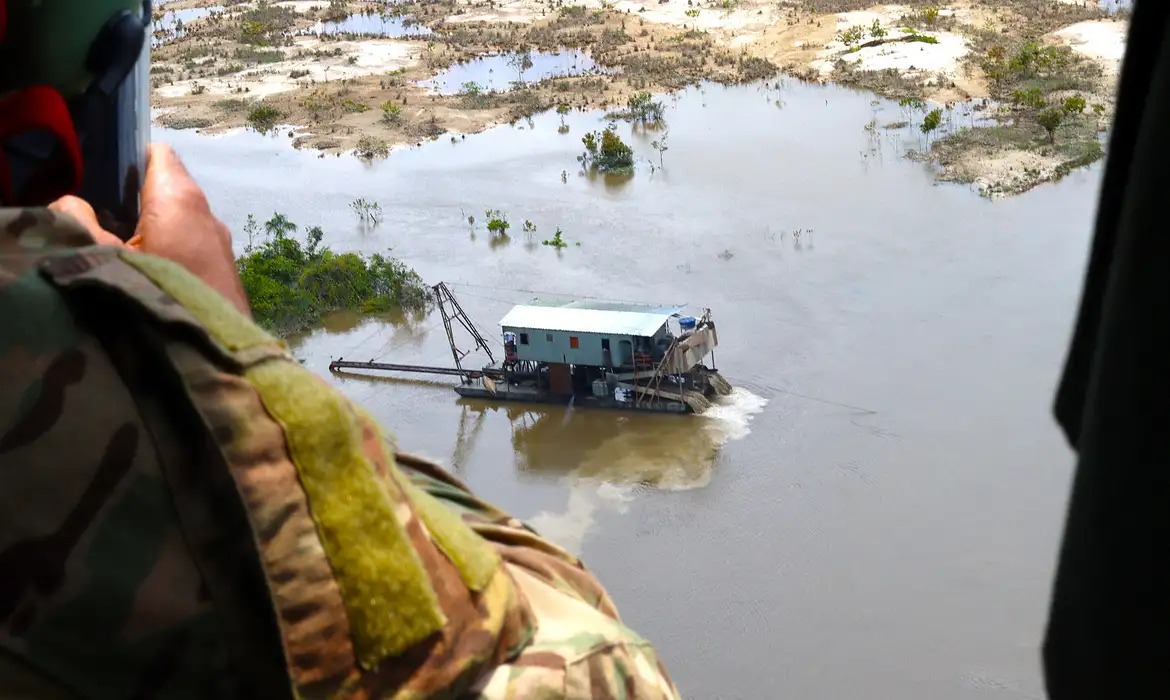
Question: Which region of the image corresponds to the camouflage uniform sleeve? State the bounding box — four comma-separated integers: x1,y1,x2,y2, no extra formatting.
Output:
0,209,275,699
399,455,683,700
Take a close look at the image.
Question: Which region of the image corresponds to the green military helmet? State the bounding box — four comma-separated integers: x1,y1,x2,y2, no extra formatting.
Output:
0,0,151,236
0,0,148,97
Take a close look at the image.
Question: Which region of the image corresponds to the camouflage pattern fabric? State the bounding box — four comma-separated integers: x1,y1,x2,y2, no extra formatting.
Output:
0,207,683,700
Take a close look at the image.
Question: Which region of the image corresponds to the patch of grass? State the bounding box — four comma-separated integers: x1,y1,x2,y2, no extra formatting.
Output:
932,123,1041,167
666,29,708,42
1053,138,1105,177
246,104,282,133
553,4,606,27
238,4,298,45
406,114,446,141
178,45,216,61
160,115,214,130
904,32,939,45
459,81,492,109
833,64,924,100
233,46,284,64
355,135,390,159
215,98,249,112
737,56,778,83
621,54,690,90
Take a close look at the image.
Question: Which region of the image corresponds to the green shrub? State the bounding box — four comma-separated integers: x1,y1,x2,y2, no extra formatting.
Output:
1062,95,1087,115
246,104,282,132
380,100,402,124
921,107,943,134
578,127,635,173
237,213,429,335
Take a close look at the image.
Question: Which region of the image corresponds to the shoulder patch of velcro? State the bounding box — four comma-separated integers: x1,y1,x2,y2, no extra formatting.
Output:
245,360,447,669
120,251,275,353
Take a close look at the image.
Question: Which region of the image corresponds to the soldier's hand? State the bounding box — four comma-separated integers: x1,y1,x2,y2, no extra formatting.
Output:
131,144,250,316
49,143,251,318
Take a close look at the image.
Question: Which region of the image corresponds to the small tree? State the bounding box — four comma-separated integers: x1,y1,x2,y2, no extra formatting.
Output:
920,108,943,135
1038,108,1062,143
556,103,570,134
243,213,260,252
265,212,297,239
507,48,534,84
1008,43,1041,79
869,19,887,40
523,219,537,235
839,25,865,47
380,100,402,125
899,96,926,122
485,209,510,236
650,130,669,168
460,81,487,108
305,225,324,256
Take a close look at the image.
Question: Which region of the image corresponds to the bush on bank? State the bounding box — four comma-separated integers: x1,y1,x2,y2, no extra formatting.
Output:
236,212,431,335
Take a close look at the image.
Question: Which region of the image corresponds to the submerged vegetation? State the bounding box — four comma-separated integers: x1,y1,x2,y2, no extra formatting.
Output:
485,209,511,236
607,92,666,125
579,127,634,173
237,212,430,335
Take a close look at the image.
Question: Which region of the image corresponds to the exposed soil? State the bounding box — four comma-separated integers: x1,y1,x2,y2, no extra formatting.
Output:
150,0,1130,196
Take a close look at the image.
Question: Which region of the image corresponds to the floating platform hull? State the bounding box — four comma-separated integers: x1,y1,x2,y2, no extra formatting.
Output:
452,384,693,414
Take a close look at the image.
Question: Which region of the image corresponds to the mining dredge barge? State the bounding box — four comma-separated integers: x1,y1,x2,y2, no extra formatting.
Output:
328,283,731,414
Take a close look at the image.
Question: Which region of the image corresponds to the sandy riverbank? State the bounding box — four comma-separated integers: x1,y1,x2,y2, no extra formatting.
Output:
150,0,1130,196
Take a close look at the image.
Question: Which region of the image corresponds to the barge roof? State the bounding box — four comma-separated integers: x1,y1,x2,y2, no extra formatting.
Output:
499,300,684,337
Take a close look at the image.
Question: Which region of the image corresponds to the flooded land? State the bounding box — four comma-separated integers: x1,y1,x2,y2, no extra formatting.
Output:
151,2,1124,699
151,0,1129,196
158,71,1105,698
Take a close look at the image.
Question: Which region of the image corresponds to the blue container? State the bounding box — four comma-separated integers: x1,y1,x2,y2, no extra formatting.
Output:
678,316,697,331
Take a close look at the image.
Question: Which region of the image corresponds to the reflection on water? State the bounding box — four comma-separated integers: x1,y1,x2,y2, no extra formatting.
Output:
151,5,224,46
418,50,606,95
498,388,765,554
285,305,431,356
504,388,766,488
300,12,432,38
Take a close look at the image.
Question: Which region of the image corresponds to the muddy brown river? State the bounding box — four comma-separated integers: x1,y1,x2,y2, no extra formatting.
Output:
160,80,1102,699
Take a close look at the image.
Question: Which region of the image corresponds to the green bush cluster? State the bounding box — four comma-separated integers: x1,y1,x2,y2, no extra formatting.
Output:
237,213,430,335
579,127,635,173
